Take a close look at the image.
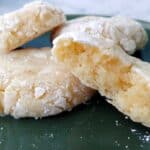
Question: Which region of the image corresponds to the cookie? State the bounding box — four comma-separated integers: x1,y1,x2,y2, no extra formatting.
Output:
52,32,150,127
0,47,94,118
0,1,66,53
52,16,148,54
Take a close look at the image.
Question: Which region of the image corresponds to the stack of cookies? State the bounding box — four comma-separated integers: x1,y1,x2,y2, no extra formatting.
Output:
0,1,149,128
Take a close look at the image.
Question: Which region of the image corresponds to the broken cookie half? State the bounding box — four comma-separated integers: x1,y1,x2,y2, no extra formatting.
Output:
0,1,66,53
52,32,150,127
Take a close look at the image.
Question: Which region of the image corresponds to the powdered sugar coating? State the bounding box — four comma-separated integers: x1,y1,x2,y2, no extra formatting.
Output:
52,32,150,127
0,47,94,118
0,1,66,53
53,16,148,54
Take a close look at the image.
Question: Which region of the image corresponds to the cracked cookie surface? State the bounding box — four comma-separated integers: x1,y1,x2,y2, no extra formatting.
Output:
0,47,94,118
0,1,66,53
52,16,148,54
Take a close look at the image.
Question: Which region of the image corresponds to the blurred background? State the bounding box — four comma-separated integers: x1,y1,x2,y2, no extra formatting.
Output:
0,0,149,21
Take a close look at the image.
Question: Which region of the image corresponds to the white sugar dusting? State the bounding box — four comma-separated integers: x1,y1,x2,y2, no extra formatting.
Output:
125,116,129,119
140,144,144,148
115,120,121,126
31,143,38,149
125,145,129,149
49,133,54,138
145,135,150,142
131,128,136,132
130,128,150,143
115,120,119,126
113,121,150,149
114,140,120,147
80,136,83,141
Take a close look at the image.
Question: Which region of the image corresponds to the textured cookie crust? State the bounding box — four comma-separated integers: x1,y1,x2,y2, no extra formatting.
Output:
0,1,66,53
52,32,150,127
52,16,148,54
0,47,94,118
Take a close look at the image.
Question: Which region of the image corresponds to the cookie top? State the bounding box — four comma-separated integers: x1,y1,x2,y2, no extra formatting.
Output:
53,16,148,54
0,47,94,118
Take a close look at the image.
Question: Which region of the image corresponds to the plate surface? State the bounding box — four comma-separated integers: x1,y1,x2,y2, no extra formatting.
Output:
0,15,150,150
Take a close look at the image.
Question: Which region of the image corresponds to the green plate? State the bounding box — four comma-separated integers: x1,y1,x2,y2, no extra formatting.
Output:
0,15,150,150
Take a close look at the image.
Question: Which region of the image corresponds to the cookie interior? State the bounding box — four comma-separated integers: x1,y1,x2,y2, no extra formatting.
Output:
53,38,150,127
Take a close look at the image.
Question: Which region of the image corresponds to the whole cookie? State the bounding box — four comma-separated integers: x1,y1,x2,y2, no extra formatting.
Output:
0,47,94,118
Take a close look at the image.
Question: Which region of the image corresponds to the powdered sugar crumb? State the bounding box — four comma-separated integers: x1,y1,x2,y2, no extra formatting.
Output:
34,87,46,99
131,128,136,132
